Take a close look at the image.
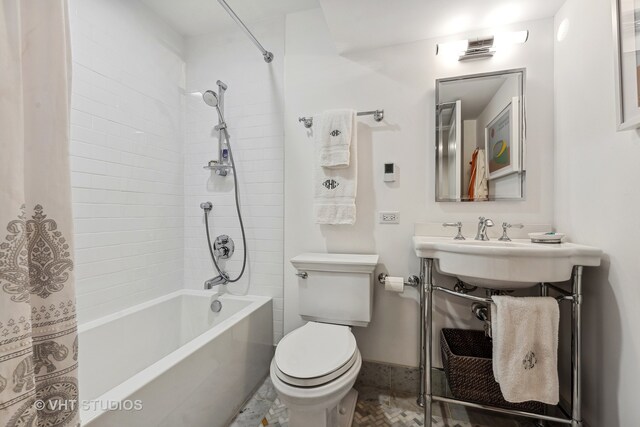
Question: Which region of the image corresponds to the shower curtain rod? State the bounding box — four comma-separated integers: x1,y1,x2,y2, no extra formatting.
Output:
217,0,274,63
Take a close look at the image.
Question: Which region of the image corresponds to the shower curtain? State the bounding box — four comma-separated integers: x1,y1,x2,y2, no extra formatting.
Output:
0,1,79,426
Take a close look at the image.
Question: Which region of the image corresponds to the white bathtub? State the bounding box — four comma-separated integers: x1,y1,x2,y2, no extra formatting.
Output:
78,290,273,426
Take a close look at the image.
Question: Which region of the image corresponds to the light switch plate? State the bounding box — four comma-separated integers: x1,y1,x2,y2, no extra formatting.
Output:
379,211,400,224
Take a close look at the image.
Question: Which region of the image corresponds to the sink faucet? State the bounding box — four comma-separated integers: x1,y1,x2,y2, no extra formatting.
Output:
475,217,494,241
204,272,229,289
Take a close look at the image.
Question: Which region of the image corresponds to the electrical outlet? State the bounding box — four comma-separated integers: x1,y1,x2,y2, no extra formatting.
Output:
379,211,400,224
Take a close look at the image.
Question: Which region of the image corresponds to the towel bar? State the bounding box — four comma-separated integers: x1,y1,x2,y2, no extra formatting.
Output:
433,284,575,303
298,109,384,128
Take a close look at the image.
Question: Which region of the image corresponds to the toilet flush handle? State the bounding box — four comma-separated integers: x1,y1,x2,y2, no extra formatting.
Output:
295,271,308,279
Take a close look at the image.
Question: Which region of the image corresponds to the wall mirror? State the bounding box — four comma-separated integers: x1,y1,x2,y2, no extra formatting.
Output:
435,69,525,202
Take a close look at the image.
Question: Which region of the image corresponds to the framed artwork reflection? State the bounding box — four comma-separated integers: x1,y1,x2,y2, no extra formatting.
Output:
484,98,520,179
612,0,640,130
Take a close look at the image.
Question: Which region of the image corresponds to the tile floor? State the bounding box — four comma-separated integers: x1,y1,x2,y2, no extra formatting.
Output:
228,377,557,427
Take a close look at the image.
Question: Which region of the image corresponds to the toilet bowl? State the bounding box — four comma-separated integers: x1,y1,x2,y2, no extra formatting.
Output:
277,253,378,427
270,322,362,427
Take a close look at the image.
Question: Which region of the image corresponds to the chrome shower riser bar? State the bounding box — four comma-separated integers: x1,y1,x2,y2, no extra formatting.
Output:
217,0,274,63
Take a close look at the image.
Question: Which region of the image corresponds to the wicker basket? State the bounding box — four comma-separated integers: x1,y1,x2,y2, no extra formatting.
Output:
440,328,545,414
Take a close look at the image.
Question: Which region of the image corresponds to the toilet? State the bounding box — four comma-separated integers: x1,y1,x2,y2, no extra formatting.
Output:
271,253,379,427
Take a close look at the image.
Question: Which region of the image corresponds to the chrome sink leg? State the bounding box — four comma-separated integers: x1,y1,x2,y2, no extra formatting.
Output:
571,266,584,427
538,282,549,427
417,258,426,408
540,282,549,297
423,258,434,426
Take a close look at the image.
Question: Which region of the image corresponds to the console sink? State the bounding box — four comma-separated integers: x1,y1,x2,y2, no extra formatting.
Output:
413,236,602,289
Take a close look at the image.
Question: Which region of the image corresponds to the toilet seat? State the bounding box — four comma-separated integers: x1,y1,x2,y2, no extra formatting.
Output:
274,322,358,387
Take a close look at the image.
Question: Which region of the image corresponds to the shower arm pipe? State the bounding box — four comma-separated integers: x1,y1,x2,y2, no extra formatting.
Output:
217,0,274,63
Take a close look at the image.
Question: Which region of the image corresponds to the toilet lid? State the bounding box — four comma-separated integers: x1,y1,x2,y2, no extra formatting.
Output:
275,322,357,381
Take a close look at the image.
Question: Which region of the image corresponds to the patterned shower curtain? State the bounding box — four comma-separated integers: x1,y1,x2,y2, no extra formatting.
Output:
0,1,79,426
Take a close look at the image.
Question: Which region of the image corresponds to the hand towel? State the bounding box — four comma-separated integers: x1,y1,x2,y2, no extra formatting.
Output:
316,109,356,168
491,296,559,405
314,117,357,224
474,148,488,199
468,148,488,200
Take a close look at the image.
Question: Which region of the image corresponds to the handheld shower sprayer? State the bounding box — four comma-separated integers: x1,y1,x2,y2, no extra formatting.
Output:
202,90,227,129
202,90,218,107
200,81,247,287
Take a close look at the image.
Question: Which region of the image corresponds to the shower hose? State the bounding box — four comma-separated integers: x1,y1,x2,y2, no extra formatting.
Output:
204,127,247,283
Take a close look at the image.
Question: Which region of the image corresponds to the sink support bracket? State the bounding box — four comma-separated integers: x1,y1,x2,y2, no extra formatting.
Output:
419,259,585,426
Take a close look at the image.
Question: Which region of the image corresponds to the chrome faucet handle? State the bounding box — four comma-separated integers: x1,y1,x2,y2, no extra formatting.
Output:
442,222,465,240
498,222,524,241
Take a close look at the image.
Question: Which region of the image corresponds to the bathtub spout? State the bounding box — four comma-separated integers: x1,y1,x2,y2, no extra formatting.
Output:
205,272,229,289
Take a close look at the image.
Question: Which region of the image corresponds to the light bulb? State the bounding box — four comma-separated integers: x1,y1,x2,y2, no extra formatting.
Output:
436,40,469,56
493,31,529,48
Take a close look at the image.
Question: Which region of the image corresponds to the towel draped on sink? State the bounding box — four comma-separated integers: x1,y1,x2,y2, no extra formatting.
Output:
491,295,560,405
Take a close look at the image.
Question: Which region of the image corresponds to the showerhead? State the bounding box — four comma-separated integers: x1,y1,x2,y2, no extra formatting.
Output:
203,90,219,107
203,89,227,129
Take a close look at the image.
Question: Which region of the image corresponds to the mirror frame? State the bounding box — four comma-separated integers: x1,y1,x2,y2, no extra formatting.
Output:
435,68,526,202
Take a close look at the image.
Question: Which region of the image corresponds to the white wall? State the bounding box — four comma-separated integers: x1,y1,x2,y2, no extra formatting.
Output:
284,9,555,367
554,0,640,425
184,19,285,343
476,76,520,149
68,0,185,323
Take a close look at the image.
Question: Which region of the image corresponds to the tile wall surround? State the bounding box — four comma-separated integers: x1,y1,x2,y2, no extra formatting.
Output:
68,0,285,344
183,18,286,343
68,0,186,323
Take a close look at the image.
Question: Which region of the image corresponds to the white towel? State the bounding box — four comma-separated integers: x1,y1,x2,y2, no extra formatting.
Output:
474,148,488,199
491,296,559,405
314,117,357,224
316,109,355,168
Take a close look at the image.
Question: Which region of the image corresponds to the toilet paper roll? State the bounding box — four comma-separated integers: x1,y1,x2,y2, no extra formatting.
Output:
384,276,404,293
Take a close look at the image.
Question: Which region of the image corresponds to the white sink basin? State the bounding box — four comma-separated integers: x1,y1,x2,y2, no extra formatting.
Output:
413,236,602,289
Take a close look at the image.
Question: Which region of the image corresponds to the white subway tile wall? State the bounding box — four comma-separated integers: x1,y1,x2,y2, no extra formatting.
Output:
68,0,285,343
184,19,285,342
68,0,186,323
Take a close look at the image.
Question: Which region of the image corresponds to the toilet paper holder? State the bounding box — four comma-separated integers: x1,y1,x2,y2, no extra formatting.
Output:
377,273,420,288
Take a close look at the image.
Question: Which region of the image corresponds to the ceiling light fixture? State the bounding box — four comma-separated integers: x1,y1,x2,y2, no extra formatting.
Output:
436,30,529,61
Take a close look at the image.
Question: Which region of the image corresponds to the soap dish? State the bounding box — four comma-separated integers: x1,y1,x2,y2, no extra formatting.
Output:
528,232,565,244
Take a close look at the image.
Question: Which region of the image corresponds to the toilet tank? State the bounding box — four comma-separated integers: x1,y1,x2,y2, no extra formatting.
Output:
290,253,379,327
